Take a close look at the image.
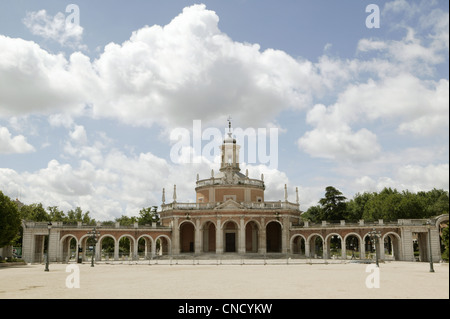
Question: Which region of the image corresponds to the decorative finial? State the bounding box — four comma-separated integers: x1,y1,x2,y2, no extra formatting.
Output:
173,184,177,202
196,173,199,181
296,187,299,204
162,188,165,204
227,115,232,132
284,184,288,201
246,169,248,177
261,173,264,181
211,169,214,177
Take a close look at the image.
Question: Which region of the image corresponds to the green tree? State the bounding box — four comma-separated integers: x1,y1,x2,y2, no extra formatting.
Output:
363,188,402,221
47,206,66,222
397,190,426,219
346,192,375,221
0,191,21,247
419,189,449,217
318,186,347,221
301,205,322,223
115,215,137,226
19,203,49,221
304,187,448,224
441,226,449,262
66,207,95,225
138,206,159,225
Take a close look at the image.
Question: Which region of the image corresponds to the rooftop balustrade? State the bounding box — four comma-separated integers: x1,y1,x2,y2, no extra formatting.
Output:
195,177,265,188
160,200,300,211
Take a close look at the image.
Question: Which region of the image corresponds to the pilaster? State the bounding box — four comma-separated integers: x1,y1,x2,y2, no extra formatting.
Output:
172,217,180,255
216,218,223,254
238,217,245,254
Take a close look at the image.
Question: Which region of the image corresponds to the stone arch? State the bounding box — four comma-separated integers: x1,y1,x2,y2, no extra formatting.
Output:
245,220,260,253
178,219,197,229
264,219,283,229
307,233,324,258
382,232,402,261
79,234,99,262
221,219,240,230
202,220,216,253
223,220,239,253
155,235,171,256
363,232,376,259
201,219,217,228
98,234,116,261
137,235,154,259
344,233,363,259
118,234,136,260
266,221,282,253
245,219,262,230
59,234,78,263
436,214,449,227
325,233,343,259
436,214,449,259
180,220,196,253
290,234,306,256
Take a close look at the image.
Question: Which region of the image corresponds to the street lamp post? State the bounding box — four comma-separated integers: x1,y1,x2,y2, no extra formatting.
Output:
87,227,100,267
368,228,381,267
44,222,52,272
426,220,435,273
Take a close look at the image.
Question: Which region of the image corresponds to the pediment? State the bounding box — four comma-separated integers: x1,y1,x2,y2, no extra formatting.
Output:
214,199,245,210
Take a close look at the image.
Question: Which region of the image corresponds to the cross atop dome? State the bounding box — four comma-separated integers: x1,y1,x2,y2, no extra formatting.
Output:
224,115,236,144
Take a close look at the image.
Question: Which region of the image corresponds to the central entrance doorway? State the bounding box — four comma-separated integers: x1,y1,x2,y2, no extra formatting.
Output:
225,233,236,252
223,221,238,253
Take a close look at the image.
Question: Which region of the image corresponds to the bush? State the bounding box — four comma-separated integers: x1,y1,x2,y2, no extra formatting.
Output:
442,249,449,262
442,226,449,262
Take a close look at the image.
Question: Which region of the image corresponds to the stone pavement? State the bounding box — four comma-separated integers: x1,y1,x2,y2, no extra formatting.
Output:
0,260,448,299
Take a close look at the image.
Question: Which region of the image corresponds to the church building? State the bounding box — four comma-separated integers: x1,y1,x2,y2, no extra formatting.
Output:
20,119,446,264
159,119,301,255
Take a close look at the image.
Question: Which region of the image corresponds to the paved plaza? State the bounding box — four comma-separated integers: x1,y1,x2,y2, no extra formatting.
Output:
0,260,448,299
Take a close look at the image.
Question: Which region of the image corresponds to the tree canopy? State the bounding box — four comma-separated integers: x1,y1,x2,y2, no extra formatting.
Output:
18,204,96,225
303,187,449,223
112,206,160,226
318,186,347,221
0,191,21,247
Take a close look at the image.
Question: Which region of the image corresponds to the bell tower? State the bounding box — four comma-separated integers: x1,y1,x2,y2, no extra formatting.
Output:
220,117,240,173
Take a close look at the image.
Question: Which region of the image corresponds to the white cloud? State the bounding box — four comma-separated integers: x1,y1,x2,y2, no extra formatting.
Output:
362,0,449,76
69,125,87,145
22,9,84,49
48,114,75,128
298,0,448,164
339,75,448,133
358,28,445,74
396,163,449,191
297,72,448,161
241,163,291,201
2,4,325,131
297,102,382,162
383,0,421,19
88,4,319,129
357,39,388,52
0,36,92,118
298,125,381,162
0,3,448,220
0,126,35,154
353,164,449,194
4,3,445,136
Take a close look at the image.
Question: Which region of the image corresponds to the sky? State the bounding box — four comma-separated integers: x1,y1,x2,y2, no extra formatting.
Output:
0,0,448,221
